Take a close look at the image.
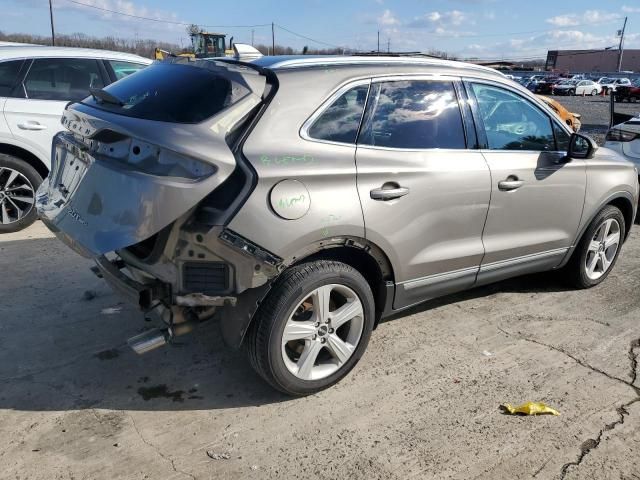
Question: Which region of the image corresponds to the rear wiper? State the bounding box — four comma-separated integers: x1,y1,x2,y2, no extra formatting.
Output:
89,87,125,107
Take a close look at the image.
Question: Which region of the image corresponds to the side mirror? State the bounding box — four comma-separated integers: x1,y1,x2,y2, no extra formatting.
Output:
567,133,598,159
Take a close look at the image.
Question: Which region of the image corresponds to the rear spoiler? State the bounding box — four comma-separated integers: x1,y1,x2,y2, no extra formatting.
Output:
232,43,263,61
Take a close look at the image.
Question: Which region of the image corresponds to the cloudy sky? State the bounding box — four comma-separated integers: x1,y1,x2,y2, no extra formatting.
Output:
2,0,640,59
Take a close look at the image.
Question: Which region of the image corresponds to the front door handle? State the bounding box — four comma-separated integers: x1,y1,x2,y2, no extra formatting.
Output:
370,184,410,201
498,176,524,191
17,121,47,131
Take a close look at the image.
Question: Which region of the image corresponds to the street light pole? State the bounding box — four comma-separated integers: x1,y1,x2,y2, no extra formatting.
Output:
49,0,55,46
617,16,628,72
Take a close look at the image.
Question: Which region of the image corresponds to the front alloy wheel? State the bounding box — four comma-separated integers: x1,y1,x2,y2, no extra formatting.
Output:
584,218,620,281
566,205,625,288
246,260,375,396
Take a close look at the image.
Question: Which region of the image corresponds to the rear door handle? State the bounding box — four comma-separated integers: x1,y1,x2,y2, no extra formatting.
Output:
370,185,410,201
498,177,524,191
17,121,47,131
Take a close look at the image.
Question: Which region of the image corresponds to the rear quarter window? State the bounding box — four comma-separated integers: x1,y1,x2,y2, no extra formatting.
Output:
82,62,250,124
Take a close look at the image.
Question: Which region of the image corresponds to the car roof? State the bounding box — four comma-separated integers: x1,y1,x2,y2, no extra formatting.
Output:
250,55,505,78
0,45,152,64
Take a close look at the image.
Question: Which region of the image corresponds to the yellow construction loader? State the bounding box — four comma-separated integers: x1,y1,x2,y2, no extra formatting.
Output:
155,32,234,61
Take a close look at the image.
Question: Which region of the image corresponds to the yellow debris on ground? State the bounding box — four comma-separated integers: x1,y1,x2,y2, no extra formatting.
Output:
501,402,560,416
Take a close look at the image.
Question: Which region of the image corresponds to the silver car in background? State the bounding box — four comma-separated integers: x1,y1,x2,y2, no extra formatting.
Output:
37,56,638,395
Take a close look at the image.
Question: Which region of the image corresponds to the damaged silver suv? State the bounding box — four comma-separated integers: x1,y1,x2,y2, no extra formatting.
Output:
37,55,638,395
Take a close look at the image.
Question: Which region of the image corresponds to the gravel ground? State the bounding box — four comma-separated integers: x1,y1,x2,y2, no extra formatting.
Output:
546,95,640,145
1,222,640,480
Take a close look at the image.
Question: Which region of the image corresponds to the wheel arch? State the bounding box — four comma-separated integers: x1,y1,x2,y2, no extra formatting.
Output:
559,192,635,269
219,236,397,349
608,196,634,240
291,238,396,325
0,143,49,180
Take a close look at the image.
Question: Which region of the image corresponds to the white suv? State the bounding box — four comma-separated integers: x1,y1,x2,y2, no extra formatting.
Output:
0,46,151,232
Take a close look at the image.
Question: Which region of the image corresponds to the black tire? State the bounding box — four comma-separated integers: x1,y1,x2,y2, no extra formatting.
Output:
0,154,43,234
245,260,375,396
565,205,625,289
569,89,576,96
591,89,597,96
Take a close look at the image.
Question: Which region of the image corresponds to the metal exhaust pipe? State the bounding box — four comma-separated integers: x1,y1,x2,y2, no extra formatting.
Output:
128,328,170,355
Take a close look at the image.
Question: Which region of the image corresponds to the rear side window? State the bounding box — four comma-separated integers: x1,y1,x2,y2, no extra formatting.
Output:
307,84,369,144
83,62,246,123
359,80,466,149
24,58,104,101
0,60,24,97
107,60,148,80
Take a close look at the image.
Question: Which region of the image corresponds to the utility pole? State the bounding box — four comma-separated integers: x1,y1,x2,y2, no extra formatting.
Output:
377,30,380,53
387,38,390,53
272,22,275,56
48,0,55,46
251,29,255,46
617,16,628,72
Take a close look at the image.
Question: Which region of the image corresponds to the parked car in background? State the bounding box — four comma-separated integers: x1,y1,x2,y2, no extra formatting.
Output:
533,76,558,94
537,95,582,132
605,116,640,175
600,78,632,95
0,46,151,232
554,79,601,96
36,55,637,395
614,79,640,103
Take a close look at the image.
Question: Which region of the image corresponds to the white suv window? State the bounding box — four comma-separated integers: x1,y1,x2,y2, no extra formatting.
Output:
24,58,104,102
107,60,147,80
0,60,25,97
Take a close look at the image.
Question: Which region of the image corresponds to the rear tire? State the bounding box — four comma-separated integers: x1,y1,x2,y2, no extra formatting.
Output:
591,89,597,96
0,154,43,234
565,205,625,289
245,260,375,396
569,89,576,96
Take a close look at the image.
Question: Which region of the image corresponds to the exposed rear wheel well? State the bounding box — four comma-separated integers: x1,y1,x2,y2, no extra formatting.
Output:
295,245,394,324
608,197,634,239
0,144,49,179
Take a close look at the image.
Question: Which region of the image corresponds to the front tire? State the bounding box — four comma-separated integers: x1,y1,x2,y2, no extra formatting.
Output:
246,260,375,396
0,154,43,234
565,205,625,289
591,89,597,96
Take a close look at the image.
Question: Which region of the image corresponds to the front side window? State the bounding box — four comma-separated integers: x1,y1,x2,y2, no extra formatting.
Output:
359,80,466,149
307,84,369,144
470,83,555,151
24,58,104,101
107,60,147,80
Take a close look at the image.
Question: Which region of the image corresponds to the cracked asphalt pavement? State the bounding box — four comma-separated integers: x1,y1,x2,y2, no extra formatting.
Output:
1,221,639,480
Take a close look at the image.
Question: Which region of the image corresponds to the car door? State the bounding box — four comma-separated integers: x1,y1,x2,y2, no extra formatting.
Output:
0,59,28,148
355,77,492,308
4,58,107,166
466,81,586,285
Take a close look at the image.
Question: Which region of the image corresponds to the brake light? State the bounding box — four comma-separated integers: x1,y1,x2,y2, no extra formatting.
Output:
605,129,638,142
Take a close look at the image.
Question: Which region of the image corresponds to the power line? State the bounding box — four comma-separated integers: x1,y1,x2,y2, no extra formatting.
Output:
62,0,271,28
275,24,345,49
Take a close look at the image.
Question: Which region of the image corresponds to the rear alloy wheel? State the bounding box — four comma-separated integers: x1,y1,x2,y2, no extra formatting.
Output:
566,205,625,288
246,260,375,396
591,89,598,96
0,154,43,234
